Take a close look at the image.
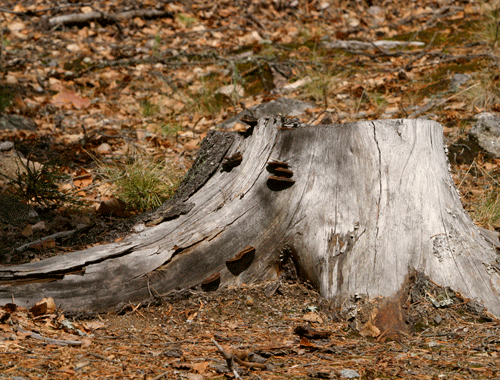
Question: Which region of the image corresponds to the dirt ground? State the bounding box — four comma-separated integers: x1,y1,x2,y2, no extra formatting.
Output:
1,279,500,379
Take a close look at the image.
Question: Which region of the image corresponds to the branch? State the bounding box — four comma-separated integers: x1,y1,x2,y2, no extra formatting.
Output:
15,326,83,346
47,9,172,27
211,338,242,380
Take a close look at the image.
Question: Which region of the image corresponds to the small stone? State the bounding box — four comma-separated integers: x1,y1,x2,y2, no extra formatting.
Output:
246,295,254,306
340,369,360,379
449,73,471,91
0,141,14,151
433,314,443,325
32,221,47,232
133,223,146,233
96,143,112,154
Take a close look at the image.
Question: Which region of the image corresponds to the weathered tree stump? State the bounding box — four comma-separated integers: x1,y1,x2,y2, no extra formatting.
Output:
2,118,500,320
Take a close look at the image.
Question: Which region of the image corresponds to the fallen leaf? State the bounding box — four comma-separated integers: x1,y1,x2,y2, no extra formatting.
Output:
51,89,91,110
82,321,106,331
303,311,323,323
29,297,56,316
97,197,128,217
30,238,56,251
192,361,209,374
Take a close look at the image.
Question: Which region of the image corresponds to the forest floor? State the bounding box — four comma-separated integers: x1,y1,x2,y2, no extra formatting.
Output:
1,0,500,378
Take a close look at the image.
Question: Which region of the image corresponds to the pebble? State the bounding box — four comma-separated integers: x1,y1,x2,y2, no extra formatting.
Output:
32,221,47,232
340,369,360,379
96,143,112,154
0,141,14,151
246,295,254,306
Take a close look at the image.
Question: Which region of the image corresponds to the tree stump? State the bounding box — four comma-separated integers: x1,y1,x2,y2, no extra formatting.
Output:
1,118,500,319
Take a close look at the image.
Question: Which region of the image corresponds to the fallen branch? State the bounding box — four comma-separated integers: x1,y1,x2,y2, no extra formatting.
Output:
211,338,268,376
323,39,425,51
15,326,83,346
15,230,76,253
48,9,172,27
211,338,242,380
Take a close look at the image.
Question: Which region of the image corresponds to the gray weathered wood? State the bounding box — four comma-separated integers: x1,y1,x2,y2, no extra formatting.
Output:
1,118,500,316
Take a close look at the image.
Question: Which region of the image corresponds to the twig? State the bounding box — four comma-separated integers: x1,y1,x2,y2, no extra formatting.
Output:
0,13,3,67
15,230,76,252
408,82,480,118
151,371,169,380
0,3,92,15
211,338,242,380
47,9,171,27
354,87,366,115
129,301,146,318
15,326,82,346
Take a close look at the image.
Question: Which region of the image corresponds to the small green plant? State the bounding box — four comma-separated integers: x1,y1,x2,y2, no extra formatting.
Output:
189,81,232,117
159,122,182,137
176,13,197,27
140,99,160,117
152,33,162,57
370,91,388,109
477,1,500,49
470,188,500,228
1,155,73,208
0,84,14,113
302,70,341,104
97,156,182,212
463,70,500,109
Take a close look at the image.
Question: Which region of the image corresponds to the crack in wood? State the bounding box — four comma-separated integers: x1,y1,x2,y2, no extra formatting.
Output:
0,246,137,283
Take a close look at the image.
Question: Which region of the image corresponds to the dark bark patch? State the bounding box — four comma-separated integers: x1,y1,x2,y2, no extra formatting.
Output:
201,272,221,292
174,131,235,201
267,176,295,190
266,160,289,171
273,167,293,178
226,246,255,276
222,152,243,172
239,114,258,137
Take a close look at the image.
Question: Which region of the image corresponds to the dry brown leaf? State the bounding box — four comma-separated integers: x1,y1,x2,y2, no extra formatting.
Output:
29,298,56,316
303,311,323,323
97,197,128,217
30,238,56,251
192,361,209,374
20,224,33,237
82,321,106,331
73,168,92,188
51,89,91,110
